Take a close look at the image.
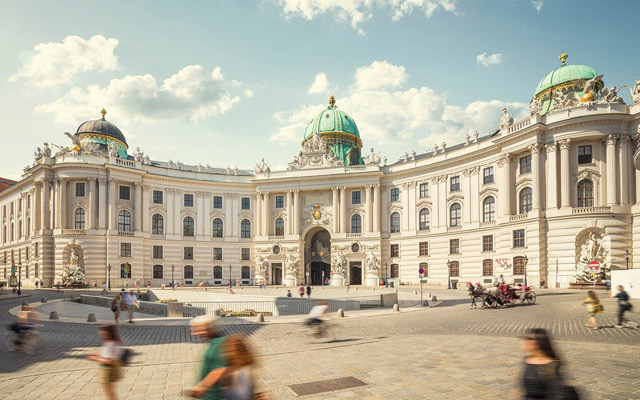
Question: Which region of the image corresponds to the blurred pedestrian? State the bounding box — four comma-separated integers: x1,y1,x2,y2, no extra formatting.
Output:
87,324,123,400
519,328,578,400
123,290,139,324
111,294,122,324
345,282,350,293
612,285,632,328
582,290,602,330
186,315,228,399
306,284,312,298
298,285,304,298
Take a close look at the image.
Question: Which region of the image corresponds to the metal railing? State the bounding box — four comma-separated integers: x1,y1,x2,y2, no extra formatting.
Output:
182,298,363,318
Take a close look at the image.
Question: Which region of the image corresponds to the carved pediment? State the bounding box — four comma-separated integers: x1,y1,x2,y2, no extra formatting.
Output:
573,168,601,184
287,136,344,170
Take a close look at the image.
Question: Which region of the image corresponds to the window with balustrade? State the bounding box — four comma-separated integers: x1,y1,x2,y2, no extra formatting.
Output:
418,208,430,231
482,197,495,222
519,188,532,214
183,216,195,236
240,219,251,238
275,218,285,236
212,218,224,238
75,208,86,229
390,212,400,233
449,203,461,227
118,210,131,232
152,214,164,235
351,214,362,234
577,179,594,207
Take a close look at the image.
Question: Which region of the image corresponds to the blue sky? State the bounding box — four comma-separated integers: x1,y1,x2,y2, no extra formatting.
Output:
1,0,638,179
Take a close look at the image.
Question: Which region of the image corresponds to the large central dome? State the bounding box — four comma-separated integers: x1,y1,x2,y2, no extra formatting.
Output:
75,109,128,158
302,96,363,166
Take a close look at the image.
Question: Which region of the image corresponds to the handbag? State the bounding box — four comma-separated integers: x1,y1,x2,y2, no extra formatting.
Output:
111,304,117,312
595,303,604,313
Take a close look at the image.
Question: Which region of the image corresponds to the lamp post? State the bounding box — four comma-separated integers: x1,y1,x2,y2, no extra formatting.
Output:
447,260,451,290
11,262,16,293
229,265,232,288
17,261,22,296
384,262,388,287
107,264,112,290
523,255,529,287
625,249,630,270
171,264,175,291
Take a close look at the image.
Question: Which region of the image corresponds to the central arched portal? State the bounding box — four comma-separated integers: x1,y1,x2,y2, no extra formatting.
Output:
304,228,331,285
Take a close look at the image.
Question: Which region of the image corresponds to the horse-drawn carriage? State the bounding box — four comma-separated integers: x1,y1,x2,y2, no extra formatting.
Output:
467,282,536,309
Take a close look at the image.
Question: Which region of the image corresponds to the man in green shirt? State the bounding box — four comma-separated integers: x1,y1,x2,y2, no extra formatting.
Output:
186,315,228,399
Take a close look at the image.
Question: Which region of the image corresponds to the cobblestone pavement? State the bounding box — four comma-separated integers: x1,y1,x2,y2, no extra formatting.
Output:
1,289,639,399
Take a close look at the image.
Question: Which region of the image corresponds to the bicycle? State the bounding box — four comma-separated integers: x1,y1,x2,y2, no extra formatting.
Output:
6,327,41,355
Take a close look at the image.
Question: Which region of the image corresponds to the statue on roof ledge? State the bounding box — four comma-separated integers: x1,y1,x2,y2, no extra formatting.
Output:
363,148,381,165
499,108,514,130
254,158,270,174
601,85,626,104
630,79,640,103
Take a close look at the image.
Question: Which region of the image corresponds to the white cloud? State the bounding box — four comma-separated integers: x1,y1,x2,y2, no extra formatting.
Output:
308,72,330,94
476,52,502,67
532,0,543,12
278,0,457,35
270,60,528,153
354,60,407,91
36,65,242,125
243,89,255,99
9,35,119,88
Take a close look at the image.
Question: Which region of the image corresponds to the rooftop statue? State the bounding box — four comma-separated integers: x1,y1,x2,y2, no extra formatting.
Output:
631,79,640,103
64,132,82,152
499,108,513,130
254,158,270,174
528,97,542,115
363,148,382,165
42,143,51,157
601,85,626,104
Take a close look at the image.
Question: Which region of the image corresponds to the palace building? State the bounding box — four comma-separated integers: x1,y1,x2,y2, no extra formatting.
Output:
2,55,640,289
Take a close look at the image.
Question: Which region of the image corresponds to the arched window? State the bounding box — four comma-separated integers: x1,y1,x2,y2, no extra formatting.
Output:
184,265,194,279
390,212,400,233
183,216,195,237
213,266,223,279
74,208,86,230
10,223,14,241
418,208,430,231
449,261,460,277
241,266,250,280
152,214,164,235
519,188,532,214
449,203,461,227
482,197,495,222
577,179,594,207
390,263,399,278
513,256,525,275
482,259,493,276
153,265,163,279
212,218,224,238
275,218,285,236
419,262,428,278
351,214,362,234
118,210,131,232
240,219,251,238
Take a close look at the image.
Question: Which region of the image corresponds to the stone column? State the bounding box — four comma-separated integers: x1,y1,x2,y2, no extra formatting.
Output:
34,183,42,231
373,185,381,232
636,169,640,205
166,189,175,235
545,143,558,209
108,179,116,231
231,194,239,237
430,178,439,228
620,135,630,205
497,154,512,216
470,167,480,222
401,183,410,231
224,194,233,237
20,194,26,238
340,187,347,234
529,144,541,210
203,192,211,237
255,192,262,237
197,192,205,236
606,135,618,205
174,191,181,234
462,171,471,224
134,182,142,232
332,187,339,233
42,179,50,231
262,191,270,236
285,191,292,235
54,179,62,229
438,177,447,226
88,178,96,229
141,185,150,233
559,139,571,208
29,188,37,236
366,185,373,233
293,190,300,235
98,178,107,229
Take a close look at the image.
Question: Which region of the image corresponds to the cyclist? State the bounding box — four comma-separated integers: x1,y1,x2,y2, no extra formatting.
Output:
9,305,39,349
306,301,329,335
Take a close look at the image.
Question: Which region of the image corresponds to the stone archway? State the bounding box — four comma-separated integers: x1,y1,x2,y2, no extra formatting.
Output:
304,228,331,285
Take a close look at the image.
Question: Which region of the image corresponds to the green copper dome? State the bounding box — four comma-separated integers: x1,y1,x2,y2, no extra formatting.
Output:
534,64,597,97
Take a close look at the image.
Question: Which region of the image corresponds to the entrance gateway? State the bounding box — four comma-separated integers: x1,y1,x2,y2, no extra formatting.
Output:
305,228,331,285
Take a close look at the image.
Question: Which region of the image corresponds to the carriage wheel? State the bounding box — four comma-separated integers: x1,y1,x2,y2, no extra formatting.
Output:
526,291,536,305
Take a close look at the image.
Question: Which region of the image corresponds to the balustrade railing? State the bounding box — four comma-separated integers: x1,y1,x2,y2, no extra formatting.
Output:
572,206,612,215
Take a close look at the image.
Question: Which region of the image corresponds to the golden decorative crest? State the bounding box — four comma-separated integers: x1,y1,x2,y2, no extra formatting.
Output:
312,204,322,220
558,51,568,65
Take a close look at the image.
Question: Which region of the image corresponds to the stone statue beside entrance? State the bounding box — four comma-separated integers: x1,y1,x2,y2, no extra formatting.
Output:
330,251,347,286
284,252,299,287
575,232,611,283
254,254,268,285
364,252,381,286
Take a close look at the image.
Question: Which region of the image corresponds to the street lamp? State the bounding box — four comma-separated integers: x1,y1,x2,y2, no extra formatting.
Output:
384,262,388,287
523,255,529,287
447,260,451,290
229,265,232,288
171,264,175,291
107,264,112,290
625,249,630,270
17,261,22,296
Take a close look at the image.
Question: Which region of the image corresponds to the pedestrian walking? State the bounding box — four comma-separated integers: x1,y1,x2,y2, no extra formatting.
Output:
35,280,39,289
582,290,602,330
286,290,292,298
101,283,108,296
298,285,305,298
519,328,579,400
123,290,139,324
612,285,633,328
87,324,123,400
306,283,312,298
111,294,122,324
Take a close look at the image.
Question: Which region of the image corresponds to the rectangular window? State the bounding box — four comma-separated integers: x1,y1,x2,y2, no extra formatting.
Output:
578,145,592,164
390,244,399,258
519,155,532,174
119,185,130,200
482,235,494,252
152,190,163,204
450,176,460,192
241,248,250,260
184,194,194,207
390,188,400,202
213,196,223,209
121,263,131,279
213,248,222,260
513,229,526,248
419,183,429,198
419,242,429,256
120,243,131,257
449,261,459,277
513,257,526,275
184,246,194,260
152,245,163,259
184,266,194,279
449,239,460,254
75,182,85,197
482,260,493,277
483,167,494,184
241,197,250,210
351,191,361,204
153,265,163,279
275,195,284,209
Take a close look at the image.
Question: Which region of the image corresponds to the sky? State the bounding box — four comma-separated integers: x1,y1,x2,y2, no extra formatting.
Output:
1,0,639,180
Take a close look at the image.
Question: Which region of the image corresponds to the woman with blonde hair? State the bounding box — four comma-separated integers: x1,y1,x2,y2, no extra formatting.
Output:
583,290,603,330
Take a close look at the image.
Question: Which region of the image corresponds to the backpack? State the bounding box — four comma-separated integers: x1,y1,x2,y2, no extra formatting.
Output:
120,348,132,366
